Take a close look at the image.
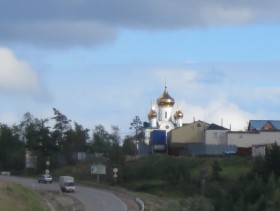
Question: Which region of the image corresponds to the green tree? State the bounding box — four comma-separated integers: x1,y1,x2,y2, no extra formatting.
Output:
162,157,189,185
129,116,144,142
122,136,137,156
59,121,89,165
16,112,34,143
64,122,89,153
23,117,58,172
51,108,72,152
108,125,125,165
0,124,25,172
265,142,280,178
211,159,223,181
252,155,267,180
88,125,125,165
90,124,111,153
109,143,124,166
110,125,121,146
267,187,280,210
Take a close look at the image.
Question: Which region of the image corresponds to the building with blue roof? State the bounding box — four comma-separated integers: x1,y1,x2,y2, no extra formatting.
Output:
248,120,280,131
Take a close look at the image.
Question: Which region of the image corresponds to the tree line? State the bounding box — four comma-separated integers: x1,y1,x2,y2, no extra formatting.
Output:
0,108,138,174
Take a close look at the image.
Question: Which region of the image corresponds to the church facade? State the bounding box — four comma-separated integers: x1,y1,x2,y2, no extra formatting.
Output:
144,86,183,145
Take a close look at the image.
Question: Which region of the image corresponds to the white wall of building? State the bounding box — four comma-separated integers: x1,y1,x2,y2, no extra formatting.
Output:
252,145,266,157
205,130,229,145
144,128,152,145
227,131,280,147
175,118,183,128
150,118,157,128
158,106,173,122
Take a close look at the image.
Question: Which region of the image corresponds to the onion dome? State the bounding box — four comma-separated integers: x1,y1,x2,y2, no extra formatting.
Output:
156,86,175,107
148,107,157,119
174,108,184,119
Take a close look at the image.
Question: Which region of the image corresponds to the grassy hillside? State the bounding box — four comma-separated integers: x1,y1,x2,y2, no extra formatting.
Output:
51,155,255,210
30,151,280,210
52,155,253,197
0,180,48,211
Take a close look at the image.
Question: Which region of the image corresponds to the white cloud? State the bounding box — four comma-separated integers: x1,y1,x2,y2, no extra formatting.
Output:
180,99,252,131
154,68,199,88
201,6,254,25
205,100,252,131
0,48,42,97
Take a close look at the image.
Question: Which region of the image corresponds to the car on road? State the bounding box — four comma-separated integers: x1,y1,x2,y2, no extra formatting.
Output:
38,174,53,183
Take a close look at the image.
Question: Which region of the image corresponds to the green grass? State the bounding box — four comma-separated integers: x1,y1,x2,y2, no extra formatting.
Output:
123,179,167,193
0,180,48,211
219,156,253,179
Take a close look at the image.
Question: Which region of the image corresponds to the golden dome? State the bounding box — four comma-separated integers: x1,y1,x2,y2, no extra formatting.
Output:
174,108,184,119
148,108,157,119
156,86,175,107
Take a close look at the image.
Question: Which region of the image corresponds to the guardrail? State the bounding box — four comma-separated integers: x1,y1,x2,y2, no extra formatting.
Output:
135,197,144,211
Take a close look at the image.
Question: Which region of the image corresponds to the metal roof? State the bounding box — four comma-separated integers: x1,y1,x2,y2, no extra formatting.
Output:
249,120,280,131
207,123,229,130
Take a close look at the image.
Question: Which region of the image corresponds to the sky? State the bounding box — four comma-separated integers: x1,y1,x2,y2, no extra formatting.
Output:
1,1,280,137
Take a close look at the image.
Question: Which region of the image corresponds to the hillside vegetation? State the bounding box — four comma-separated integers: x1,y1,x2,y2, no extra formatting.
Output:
53,144,280,211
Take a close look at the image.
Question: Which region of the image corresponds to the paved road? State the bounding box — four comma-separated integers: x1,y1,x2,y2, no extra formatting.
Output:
0,176,127,211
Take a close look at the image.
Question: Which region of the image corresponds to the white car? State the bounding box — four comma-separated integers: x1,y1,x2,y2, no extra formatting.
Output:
38,174,53,183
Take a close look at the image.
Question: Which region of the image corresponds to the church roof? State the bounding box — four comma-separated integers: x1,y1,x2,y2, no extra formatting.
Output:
148,107,157,119
174,108,183,119
156,86,175,107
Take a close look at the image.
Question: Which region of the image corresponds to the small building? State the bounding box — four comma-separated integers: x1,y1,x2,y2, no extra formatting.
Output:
168,120,210,145
205,123,229,145
252,144,267,157
167,121,237,156
228,120,280,148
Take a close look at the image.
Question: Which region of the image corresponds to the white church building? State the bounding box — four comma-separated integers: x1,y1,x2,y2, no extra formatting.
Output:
144,86,183,145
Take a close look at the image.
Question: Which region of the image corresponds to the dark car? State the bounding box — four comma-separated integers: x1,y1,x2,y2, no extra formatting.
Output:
38,174,52,183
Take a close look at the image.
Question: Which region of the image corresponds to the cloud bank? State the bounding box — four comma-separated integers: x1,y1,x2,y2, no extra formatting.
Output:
1,1,280,47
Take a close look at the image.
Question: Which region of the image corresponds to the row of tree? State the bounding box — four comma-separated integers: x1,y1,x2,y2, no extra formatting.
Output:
0,108,139,173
